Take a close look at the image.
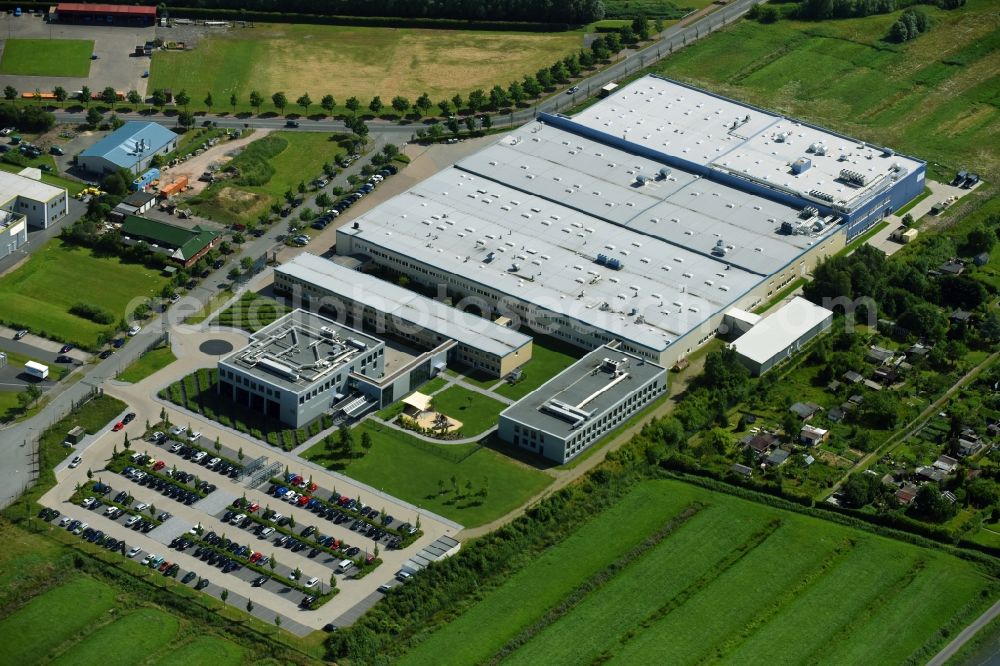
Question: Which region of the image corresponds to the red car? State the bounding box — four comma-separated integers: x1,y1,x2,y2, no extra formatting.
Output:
158,560,172,572
307,482,318,492
250,551,262,563
248,502,260,513
297,495,310,507
331,538,340,549
153,460,166,471
112,421,125,432
337,495,350,506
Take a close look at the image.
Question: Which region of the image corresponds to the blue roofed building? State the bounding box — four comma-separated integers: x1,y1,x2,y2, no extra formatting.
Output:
78,122,177,176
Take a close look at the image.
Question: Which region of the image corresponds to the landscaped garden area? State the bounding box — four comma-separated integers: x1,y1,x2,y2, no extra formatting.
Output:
303,420,552,527
119,345,177,383
213,292,290,333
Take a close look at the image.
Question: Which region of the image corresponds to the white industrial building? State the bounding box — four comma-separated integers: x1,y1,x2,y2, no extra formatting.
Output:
0,209,26,259
274,253,533,378
0,169,69,231
498,345,667,463
729,297,834,375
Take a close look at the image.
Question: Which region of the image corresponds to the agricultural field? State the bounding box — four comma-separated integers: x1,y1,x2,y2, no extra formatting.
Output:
303,420,552,526
0,239,168,349
655,0,1000,181
0,39,93,77
603,0,714,19
399,479,999,665
148,24,581,112
118,345,177,383
189,131,343,223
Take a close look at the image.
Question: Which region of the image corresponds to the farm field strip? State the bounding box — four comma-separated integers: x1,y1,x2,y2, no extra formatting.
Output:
396,481,699,666
0,576,116,664
501,503,782,666
48,608,179,666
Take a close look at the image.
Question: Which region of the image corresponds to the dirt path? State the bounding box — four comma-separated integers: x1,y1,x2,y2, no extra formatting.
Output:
164,128,272,196
457,353,708,540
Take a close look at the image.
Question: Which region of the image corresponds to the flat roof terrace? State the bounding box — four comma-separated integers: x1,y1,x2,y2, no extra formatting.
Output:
457,123,841,276
568,75,923,214
501,346,665,439
337,168,763,353
220,309,382,393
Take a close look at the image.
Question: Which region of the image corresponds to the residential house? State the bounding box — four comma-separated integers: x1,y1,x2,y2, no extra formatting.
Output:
800,424,830,446
746,433,779,457
949,309,973,325
939,260,965,276
957,437,984,458
843,370,865,384
916,466,946,483
873,366,899,386
867,346,894,364
933,455,958,473
827,406,846,423
895,484,918,505
789,402,822,420
730,463,753,478
766,448,790,467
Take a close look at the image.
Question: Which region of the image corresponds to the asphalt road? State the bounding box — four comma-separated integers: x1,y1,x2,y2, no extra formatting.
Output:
928,598,1000,666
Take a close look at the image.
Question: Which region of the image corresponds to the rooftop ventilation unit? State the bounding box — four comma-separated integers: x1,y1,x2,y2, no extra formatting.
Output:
711,239,727,256
658,166,671,180
799,206,819,219
809,189,835,202
320,326,335,339
346,338,368,351
839,169,867,186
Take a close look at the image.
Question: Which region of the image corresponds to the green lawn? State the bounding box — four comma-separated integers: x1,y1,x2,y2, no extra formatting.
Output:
0,576,116,664
0,240,168,349
49,608,179,666
119,345,177,383
150,636,245,666
496,338,579,400
400,479,998,664
0,39,93,77
213,291,290,332
191,132,343,224
184,288,235,324
655,0,1000,180
148,24,580,111
304,420,552,527
428,385,506,436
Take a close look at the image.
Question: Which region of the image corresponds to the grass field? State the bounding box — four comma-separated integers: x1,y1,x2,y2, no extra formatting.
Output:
0,39,93,77
191,131,343,223
148,24,581,112
213,291,290,332
0,240,168,349
152,636,245,666
400,479,998,665
304,420,552,527
429,385,506,436
496,338,579,401
603,0,715,19
119,345,177,383
655,0,1000,181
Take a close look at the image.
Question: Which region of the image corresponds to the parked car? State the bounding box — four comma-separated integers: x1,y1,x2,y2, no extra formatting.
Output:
69,456,83,468
127,324,141,336
14,329,27,340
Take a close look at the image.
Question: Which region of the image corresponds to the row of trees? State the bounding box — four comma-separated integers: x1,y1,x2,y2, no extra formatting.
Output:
886,7,931,42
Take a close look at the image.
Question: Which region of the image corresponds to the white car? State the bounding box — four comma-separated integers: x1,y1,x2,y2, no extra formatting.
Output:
134,502,149,512
260,526,275,538
187,431,202,442
127,546,141,558
169,425,186,437
170,442,183,453
68,456,83,468
231,513,246,524
59,516,72,527
127,324,141,336
73,522,88,535
304,577,319,589
124,515,140,527
81,497,96,508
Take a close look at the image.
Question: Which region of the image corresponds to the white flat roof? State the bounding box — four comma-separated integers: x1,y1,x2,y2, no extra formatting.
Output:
276,254,532,358
571,75,923,213
0,169,65,203
730,297,832,364
337,168,764,352
457,122,840,276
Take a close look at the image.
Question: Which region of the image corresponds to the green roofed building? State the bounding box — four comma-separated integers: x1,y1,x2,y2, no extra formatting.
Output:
120,215,220,267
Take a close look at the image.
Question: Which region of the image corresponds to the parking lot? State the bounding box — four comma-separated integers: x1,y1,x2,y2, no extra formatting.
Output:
0,13,154,95
40,402,460,634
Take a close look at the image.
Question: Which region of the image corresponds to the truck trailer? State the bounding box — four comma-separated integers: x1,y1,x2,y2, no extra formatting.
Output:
24,361,49,380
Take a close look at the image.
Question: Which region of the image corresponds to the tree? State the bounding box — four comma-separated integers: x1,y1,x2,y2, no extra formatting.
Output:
221,589,229,606
467,89,486,113
361,431,373,451
249,90,263,113
888,18,910,42
563,53,581,78
274,615,281,629
271,91,288,113
175,89,190,110
230,92,238,113
86,107,103,128
964,223,997,254
345,96,360,115
54,86,68,103
321,94,335,115
632,13,651,40
391,96,410,114
150,88,167,111
296,93,312,114
123,432,131,450
489,85,509,110
451,93,464,113
481,114,492,130
79,86,91,107
415,92,432,115
204,91,214,112
127,89,142,106
368,96,383,115
536,68,553,90
97,86,116,110
269,555,276,572
177,110,194,128
237,447,244,461
910,485,956,522
446,117,460,136
246,598,254,612
550,61,569,83
604,32,622,53
3,85,18,103
437,99,451,116
841,473,885,508
522,74,541,99
160,406,169,426
579,49,595,68
214,435,222,453
465,116,476,132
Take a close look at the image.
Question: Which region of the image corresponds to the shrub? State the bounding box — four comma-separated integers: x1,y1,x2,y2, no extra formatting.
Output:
69,302,115,325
